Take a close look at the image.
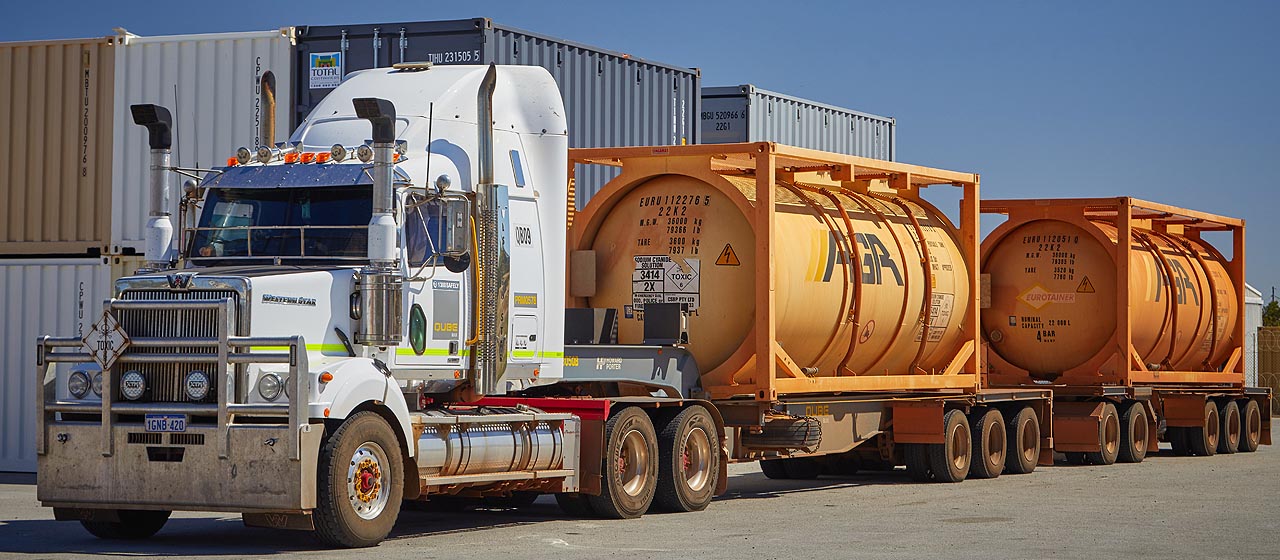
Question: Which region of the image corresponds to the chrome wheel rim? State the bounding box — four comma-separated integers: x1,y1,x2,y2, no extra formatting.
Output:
618,429,650,496
348,442,390,520
682,426,712,492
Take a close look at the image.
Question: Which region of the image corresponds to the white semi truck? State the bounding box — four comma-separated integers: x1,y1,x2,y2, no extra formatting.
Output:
37,63,1051,547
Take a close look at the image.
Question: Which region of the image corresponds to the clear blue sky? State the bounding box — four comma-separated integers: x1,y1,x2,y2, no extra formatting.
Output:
4,0,1278,295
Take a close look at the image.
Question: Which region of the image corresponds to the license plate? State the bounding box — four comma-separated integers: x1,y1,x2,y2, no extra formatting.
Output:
145,414,187,433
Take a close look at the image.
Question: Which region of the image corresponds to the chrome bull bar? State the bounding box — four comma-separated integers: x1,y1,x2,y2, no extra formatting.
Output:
36,297,312,461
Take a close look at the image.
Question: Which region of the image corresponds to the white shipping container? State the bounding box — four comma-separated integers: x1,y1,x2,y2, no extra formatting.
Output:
111,29,294,253
0,256,143,472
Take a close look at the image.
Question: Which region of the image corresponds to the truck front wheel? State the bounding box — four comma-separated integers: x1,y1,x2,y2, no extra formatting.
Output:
314,411,404,548
81,510,171,540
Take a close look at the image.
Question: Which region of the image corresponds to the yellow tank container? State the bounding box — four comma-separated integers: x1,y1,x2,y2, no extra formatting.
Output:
569,143,983,400
981,197,1245,387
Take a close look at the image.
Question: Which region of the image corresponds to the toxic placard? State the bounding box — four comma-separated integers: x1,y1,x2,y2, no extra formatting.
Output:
632,255,700,312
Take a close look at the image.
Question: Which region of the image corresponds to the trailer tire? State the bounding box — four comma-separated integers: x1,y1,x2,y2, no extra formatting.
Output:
968,408,1005,479
653,406,720,512
81,510,171,540
1168,427,1191,456
1239,399,1262,453
1217,400,1241,455
782,457,821,480
904,443,934,482
1005,406,1040,474
1188,402,1219,457
927,409,970,483
759,459,791,480
314,411,404,548
1086,402,1121,465
554,493,597,517
1118,402,1149,463
588,407,659,519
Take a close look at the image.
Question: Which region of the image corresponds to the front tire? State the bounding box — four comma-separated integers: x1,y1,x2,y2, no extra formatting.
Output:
588,407,659,519
81,510,171,540
653,406,720,512
314,411,404,548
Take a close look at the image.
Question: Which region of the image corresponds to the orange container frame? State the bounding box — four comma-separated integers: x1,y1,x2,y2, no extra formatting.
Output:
981,197,1246,389
568,142,983,401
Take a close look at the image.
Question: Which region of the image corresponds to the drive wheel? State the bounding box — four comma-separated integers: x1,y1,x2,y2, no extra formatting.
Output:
81,510,171,540
554,493,596,517
968,408,1005,479
314,411,404,548
1005,406,1040,474
904,443,934,482
588,407,659,519
927,409,971,483
1118,402,1149,463
1217,400,1241,454
759,459,791,480
653,406,720,512
1086,402,1121,465
1239,399,1262,453
1188,401,1219,457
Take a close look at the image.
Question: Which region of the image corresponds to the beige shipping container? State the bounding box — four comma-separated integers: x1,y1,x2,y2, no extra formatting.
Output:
0,36,116,255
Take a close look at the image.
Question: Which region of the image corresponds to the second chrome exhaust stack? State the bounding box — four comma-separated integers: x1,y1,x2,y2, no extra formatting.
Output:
352,97,403,347
130,104,175,271
471,64,511,396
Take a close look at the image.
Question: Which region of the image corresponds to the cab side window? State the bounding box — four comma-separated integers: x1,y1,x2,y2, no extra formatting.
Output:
405,194,441,267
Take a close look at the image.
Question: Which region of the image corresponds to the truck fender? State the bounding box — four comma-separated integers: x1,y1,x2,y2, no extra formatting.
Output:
310,357,414,458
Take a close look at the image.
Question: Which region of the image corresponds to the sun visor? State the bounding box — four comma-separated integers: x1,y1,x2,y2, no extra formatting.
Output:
201,164,374,189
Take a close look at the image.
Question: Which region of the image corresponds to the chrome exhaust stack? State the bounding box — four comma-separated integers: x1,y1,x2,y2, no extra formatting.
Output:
130,104,175,271
471,64,511,396
352,97,403,347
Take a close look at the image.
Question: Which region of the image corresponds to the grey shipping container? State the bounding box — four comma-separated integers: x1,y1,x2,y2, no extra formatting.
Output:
293,17,701,205
701,85,895,161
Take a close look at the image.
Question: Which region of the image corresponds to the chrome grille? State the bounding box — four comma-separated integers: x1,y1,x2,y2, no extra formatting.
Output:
117,289,239,403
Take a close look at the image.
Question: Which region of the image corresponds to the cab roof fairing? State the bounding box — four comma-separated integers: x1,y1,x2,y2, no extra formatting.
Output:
289,65,569,152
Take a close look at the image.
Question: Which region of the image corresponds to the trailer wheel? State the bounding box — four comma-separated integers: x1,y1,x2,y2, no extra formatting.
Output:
1168,427,1191,456
968,408,1005,479
1188,402,1219,457
1005,406,1040,474
1217,400,1241,455
653,405,720,512
904,443,934,482
1086,402,1121,465
1118,402,1149,463
81,510,171,540
314,411,404,548
1239,399,1262,453
759,459,791,479
588,407,659,519
782,457,821,480
927,409,971,483
554,493,597,517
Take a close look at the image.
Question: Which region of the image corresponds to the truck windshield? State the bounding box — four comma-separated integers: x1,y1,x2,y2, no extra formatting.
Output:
188,186,371,264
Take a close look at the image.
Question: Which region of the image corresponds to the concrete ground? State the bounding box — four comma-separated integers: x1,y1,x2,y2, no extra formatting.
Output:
1,445,1277,559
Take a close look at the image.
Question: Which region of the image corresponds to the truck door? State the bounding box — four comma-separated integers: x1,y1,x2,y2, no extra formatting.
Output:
397,195,466,371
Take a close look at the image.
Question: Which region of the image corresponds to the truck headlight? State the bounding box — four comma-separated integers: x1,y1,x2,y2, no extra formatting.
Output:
185,370,210,400
257,373,283,401
68,371,91,399
92,372,103,397
120,370,146,400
